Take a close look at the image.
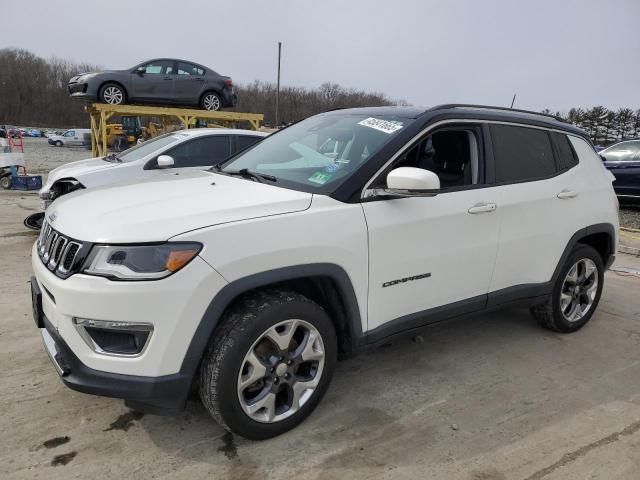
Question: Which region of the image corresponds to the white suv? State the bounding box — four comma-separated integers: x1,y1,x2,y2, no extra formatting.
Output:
30,105,619,439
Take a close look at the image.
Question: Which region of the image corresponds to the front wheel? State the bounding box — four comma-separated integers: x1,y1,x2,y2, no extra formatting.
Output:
531,244,604,332
199,290,337,440
0,175,11,190
99,83,126,105
200,92,222,111
55,140,63,147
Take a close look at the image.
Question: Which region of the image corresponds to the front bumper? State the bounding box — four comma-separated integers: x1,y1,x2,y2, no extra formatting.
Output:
39,313,191,413
68,81,97,101
31,241,228,408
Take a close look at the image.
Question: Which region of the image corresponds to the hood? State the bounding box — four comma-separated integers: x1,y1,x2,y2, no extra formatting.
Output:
70,70,121,82
46,170,312,243
42,156,120,191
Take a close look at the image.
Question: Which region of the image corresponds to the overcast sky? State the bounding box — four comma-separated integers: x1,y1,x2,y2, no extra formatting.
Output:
5,0,640,112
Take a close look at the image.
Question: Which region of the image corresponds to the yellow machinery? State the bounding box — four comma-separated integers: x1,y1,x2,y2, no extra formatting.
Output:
87,103,264,157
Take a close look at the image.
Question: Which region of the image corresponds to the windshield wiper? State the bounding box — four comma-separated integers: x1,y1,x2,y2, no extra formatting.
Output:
221,168,277,183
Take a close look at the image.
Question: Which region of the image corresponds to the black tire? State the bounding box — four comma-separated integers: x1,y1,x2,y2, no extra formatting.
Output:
199,289,337,440
531,244,604,333
99,82,126,105
55,140,63,147
24,212,45,230
0,175,11,190
200,91,222,111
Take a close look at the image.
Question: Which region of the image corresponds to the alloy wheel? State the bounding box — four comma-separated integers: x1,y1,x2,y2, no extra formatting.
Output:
560,258,599,322
103,86,124,105
203,94,221,111
237,319,325,423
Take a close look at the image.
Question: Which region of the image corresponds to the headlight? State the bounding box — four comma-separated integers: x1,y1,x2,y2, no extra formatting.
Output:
79,73,97,81
82,242,202,280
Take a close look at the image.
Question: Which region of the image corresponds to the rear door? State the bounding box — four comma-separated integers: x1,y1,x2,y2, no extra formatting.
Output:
601,141,640,198
173,62,206,104
487,124,589,301
131,60,176,101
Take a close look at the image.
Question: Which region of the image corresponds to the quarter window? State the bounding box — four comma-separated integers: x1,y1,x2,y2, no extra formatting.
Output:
165,136,231,168
491,125,556,183
551,132,579,169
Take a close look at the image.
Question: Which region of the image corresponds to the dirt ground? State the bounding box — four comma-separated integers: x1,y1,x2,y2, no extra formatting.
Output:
1,140,640,479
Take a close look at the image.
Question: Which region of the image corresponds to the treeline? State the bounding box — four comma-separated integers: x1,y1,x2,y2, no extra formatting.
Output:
544,107,640,146
0,48,399,128
235,80,401,125
0,48,98,127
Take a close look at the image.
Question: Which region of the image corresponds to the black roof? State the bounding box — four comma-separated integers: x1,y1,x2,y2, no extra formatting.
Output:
328,104,587,137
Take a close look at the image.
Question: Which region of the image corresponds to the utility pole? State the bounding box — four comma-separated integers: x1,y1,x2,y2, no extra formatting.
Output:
276,42,282,127
510,94,517,109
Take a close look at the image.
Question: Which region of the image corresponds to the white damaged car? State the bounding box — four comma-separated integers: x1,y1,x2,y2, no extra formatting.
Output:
39,128,267,212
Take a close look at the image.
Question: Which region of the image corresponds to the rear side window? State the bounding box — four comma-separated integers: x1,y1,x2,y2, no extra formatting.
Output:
166,136,231,167
551,132,579,169
236,135,263,153
490,125,556,183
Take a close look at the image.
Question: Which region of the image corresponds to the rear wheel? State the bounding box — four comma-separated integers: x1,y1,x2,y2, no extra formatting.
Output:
199,290,337,440
200,92,222,111
99,83,126,105
0,175,11,190
531,244,604,332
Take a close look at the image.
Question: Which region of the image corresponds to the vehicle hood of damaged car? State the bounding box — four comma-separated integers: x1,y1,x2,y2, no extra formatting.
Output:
45,169,312,243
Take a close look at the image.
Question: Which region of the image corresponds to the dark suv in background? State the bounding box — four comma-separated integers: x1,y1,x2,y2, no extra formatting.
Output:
600,139,640,202
68,58,236,111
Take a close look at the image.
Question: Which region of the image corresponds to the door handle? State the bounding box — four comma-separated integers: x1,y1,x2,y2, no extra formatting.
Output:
468,202,497,214
163,77,172,80
557,189,578,199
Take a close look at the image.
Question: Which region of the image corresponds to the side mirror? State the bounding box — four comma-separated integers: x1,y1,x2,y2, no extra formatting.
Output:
136,66,145,76
156,155,175,169
386,167,440,191
599,154,608,163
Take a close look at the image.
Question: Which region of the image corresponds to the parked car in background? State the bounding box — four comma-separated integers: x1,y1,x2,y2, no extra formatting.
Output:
68,58,237,111
31,105,618,440
39,128,266,211
0,125,17,138
600,139,640,201
47,129,92,147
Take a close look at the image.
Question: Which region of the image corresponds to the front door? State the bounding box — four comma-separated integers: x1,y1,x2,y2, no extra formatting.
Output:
131,60,175,101
362,125,500,334
602,140,640,198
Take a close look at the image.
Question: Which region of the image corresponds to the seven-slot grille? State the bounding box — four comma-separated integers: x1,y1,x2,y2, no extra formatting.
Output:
37,219,85,278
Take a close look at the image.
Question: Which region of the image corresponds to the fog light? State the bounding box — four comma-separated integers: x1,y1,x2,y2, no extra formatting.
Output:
73,318,153,356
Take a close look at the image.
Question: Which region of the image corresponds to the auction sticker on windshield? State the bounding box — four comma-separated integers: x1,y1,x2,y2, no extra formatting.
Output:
357,117,404,134
308,171,333,185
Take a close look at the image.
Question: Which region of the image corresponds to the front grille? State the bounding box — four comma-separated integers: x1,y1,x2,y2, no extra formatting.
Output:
68,83,88,94
37,219,89,279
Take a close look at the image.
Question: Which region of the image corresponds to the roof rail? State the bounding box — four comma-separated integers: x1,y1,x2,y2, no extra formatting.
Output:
428,104,566,123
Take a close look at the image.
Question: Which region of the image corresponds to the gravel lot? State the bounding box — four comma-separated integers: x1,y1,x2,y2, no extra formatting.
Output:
0,137,639,479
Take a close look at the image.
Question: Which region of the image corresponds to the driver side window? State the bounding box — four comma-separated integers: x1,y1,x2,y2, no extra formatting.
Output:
375,126,482,190
141,61,174,75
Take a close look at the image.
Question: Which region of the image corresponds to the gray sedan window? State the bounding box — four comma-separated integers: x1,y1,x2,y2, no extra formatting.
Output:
142,61,174,75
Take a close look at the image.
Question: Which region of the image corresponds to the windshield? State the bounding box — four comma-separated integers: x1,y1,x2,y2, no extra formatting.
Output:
220,113,413,192
113,132,185,163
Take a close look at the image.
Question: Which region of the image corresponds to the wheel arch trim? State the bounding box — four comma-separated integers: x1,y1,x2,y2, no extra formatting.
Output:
179,263,363,384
